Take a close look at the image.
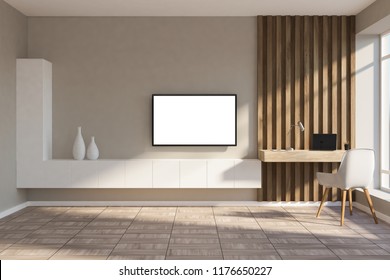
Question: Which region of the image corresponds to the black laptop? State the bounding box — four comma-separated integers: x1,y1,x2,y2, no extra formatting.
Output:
312,134,337,150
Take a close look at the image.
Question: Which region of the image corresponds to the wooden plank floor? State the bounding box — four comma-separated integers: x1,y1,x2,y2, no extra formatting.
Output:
1,206,390,260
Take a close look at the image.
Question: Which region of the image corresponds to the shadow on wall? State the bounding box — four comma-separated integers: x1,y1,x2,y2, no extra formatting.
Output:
223,160,260,181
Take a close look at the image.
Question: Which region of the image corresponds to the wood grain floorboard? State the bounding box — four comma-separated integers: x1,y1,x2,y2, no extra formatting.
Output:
218,232,267,239
339,255,390,260
122,233,170,239
0,243,13,252
15,237,69,245
0,232,32,239
167,248,222,257
177,207,213,213
114,243,168,250
1,256,50,260
169,237,220,245
52,245,114,257
224,255,281,260
282,255,340,260
272,243,327,249
50,255,108,260
0,247,59,257
0,224,43,231
166,256,223,260
319,237,374,245
172,229,217,235
269,237,322,244
108,255,165,260
276,248,336,256
111,249,167,256
86,221,132,227
331,248,390,256
67,237,122,245
77,228,127,235
221,243,274,250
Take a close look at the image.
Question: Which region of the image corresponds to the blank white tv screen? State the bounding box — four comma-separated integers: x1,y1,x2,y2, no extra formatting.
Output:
153,94,237,146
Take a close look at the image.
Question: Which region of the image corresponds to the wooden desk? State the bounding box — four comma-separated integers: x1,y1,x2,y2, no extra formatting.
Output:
258,149,345,163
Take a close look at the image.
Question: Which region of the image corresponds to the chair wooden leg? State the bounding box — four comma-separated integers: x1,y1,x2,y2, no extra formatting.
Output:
316,188,330,218
348,189,353,215
341,190,347,226
363,189,378,224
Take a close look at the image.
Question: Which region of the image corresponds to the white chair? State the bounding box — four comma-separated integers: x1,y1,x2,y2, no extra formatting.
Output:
316,149,378,226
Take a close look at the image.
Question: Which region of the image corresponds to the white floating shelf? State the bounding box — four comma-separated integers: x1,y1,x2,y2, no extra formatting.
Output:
16,59,262,189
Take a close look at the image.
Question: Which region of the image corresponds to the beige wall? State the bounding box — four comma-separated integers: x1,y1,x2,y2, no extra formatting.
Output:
28,17,257,160
27,17,258,201
0,0,27,212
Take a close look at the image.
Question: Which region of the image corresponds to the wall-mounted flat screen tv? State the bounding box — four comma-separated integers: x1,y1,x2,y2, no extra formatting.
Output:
152,94,237,146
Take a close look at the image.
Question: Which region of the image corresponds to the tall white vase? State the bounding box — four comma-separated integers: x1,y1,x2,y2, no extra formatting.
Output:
72,126,85,160
87,136,99,160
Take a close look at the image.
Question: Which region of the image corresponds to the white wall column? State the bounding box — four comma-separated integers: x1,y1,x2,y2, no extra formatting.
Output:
355,35,380,188
16,59,52,187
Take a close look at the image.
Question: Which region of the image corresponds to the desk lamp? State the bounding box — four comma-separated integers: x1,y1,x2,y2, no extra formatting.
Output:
287,121,304,151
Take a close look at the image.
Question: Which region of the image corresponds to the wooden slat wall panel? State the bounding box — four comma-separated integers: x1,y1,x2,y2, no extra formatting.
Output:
257,16,355,201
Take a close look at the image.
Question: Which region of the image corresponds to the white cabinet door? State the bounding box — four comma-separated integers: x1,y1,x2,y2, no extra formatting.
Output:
153,160,180,188
43,160,71,188
97,161,125,188
17,160,45,188
125,160,153,188
207,160,235,188
180,160,207,188
234,159,261,188
70,161,99,188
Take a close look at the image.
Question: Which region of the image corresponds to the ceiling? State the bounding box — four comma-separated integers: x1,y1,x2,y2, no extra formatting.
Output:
4,0,376,17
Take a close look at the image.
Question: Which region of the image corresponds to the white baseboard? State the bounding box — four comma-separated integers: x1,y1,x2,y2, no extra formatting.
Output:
0,201,30,219
354,202,390,224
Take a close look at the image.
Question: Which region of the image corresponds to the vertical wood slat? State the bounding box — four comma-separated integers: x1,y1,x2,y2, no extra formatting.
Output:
258,17,264,155
350,18,356,148
257,16,355,201
341,17,348,148
257,16,267,201
303,16,311,201
267,17,273,151
275,17,282,201
285,16,292,202
266,16,273,202
346,17,351,148
280,18,287,201
313,16,320,201
294,16,301,201
322,17,330,201
323,17,329,134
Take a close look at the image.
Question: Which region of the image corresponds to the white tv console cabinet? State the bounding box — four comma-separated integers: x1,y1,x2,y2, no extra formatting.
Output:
16,59,261,189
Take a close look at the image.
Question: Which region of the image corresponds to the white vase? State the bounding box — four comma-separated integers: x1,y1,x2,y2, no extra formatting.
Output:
72,126,85,160
87,136,99,160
